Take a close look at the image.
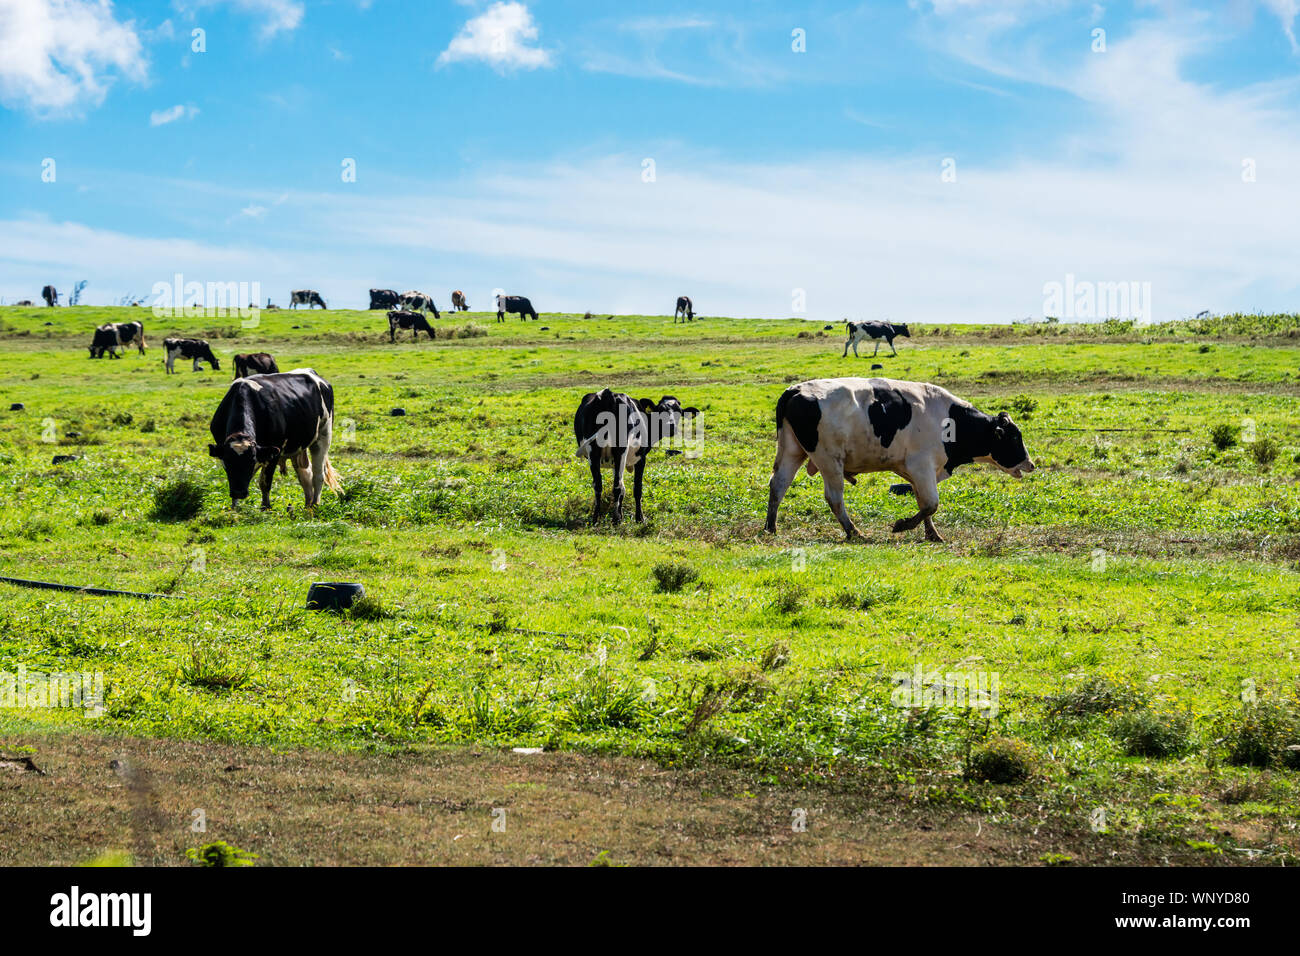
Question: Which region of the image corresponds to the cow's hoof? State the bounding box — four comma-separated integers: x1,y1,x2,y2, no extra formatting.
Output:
891,519,909,533
926,533,945,543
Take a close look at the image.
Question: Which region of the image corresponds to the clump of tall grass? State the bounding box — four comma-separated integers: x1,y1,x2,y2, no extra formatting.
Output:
150,473,206,521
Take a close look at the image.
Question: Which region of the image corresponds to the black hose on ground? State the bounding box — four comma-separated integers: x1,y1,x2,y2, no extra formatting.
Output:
0,575,177,600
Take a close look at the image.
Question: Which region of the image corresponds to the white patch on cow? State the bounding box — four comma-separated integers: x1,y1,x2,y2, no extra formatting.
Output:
243,378,262,392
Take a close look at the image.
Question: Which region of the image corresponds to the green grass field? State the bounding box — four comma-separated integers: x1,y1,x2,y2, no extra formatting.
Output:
2,305,1299,864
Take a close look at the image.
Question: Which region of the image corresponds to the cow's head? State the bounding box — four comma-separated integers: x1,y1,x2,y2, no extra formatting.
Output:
209,436,279,504
980,411,1034,478
893,323,910,337
638,396,700,452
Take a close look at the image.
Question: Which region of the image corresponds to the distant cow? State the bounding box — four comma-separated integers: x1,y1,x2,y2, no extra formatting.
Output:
290,290,327,309
234,352,279,379
399,291,439,317
766,377,1034,543
42,286,57,307
388,309,435,342
15,299,32,306
164,338,221,374
573,388,698,526
369,289,400,310
451,290,469,311
844,321,910,358
208,368,342,510
496,294,538,322
88,321,146,358
674,296,694,322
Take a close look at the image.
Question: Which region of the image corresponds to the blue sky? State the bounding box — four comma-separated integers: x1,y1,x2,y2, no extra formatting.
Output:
2,0,1299,320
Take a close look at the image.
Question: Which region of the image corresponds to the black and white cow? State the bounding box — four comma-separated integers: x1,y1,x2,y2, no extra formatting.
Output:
208,368,342,510
674,296,694,322
843,321,910,358
573,389,698,526
765,377,1034,543
451,290,469,311
88,321,146,358
42,286,58,307
16,300,33,306
233,352,279,379
496,294,538,322
387,309,435,342
164,337,221,374
290,290,327,309
399,291,439,317
369,288,400,310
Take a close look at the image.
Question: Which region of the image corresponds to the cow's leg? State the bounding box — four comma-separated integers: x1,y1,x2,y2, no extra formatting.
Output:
852,338,860,357
632,456,646,523
258,461,277,510
609,448,628,525
764,428,807,533
819,461,862,540
889,337,898,356
307,439,330,507
842,337,850,357
892,464,941,540
587,449,604,524
873,339,881,356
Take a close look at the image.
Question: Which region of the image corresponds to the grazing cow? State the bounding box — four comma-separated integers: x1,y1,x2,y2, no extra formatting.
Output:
164,338,221,374
233,352,280,379
290,290,327,309
843,321,910,358
573,389,698,526
387,309,435,342
42,286,57,307
399,291,440,317
496,294,538,322
369,288,400,311
765,377,1034,543
674,296,694,322
451,290,469,311
208,368,342,510
87,321,146,358
16,300,32,306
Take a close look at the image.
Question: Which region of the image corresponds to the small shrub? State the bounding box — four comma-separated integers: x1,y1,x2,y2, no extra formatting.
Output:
1248,438,1280,467
652,562,698,593
1209,423,1239,451
1111,709,1195,758
760,641,790,671
345,594,392,621
111,411,133,426
91,510,114,526
966,737,1037,783
185,841,258,867
770,580,806,614
139,418,156,433
180,642,253,691
1220,700,1300,769
151,474,206,521
1007,394,1038,419
1046,676,1147,717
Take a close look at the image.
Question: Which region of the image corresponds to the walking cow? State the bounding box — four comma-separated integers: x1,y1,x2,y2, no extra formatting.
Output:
765,377,1034,543
843,321,909,358
164,338,221,374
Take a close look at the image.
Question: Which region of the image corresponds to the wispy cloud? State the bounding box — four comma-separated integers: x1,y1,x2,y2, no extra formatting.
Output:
580,14,784,87
1261,0,1300,52
437,2,553,72
0,0,147,114
149,103,199,126
175,0,304,41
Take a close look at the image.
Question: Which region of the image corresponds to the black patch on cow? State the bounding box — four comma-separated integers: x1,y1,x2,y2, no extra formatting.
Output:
775,386,820,453
866,384,912,448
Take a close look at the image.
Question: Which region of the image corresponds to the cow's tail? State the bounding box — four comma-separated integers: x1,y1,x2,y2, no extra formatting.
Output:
322,458,343,495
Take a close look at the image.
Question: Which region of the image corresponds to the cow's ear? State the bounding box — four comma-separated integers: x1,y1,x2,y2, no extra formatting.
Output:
997,411,1011,422
637,397,656,413
256,444,280,463
208,443,222,458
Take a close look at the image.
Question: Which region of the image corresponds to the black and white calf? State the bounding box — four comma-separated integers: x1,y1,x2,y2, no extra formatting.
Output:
233,352,279,379
674,296,694,322
573,389,698,526
843,321,910,358
369,288,400,310
387,309,435,342
496,294,538,322
88,321,146,358
766,377,1034,542
208,368,342,510
399,291,439,317
42,285,58,307
290,290,327,309
164,338,221,374
450,290,469,311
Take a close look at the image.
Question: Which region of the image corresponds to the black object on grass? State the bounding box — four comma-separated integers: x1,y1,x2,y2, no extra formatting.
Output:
306,581,365,611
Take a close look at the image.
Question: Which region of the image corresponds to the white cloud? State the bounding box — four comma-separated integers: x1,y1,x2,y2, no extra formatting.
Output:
1262,0,1300,52
176,0,303,41
149,102,198,125
437,1,552,71
0,0,147,113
